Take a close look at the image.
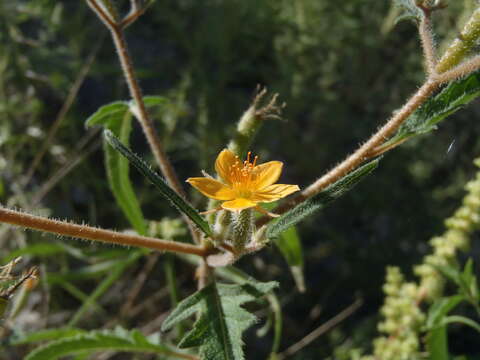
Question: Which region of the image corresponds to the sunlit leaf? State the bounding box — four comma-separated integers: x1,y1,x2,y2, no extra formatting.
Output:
86,101,147,235
162,280,278,360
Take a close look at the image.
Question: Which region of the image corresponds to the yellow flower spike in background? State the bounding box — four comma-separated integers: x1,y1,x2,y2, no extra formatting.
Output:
187,149,300,214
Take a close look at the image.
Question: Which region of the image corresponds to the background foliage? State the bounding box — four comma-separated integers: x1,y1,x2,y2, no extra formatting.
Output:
2,0,480,358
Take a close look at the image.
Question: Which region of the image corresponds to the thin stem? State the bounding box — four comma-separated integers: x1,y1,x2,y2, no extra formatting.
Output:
434,54,480,84
86,0,201,244
0,207,207,257
108,22,185,199
277,298,363,359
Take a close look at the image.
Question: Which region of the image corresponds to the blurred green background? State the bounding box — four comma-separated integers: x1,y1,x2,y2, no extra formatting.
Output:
2,0,480,358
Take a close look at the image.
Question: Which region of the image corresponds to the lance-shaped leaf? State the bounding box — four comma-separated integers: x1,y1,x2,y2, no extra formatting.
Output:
378,70,480,152
104,130,212,237
86,101,147,235
25,327,187,360
266,158,380,239
162,280,278,360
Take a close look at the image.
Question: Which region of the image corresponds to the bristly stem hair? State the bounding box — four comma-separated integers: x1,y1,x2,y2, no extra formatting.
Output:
0,207,208,257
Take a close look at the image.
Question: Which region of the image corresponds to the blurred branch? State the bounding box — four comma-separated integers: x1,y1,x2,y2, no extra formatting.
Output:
277,298,363,359
23,36,104,185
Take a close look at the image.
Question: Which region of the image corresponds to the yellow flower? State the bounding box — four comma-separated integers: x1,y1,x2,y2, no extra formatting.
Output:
187,149,300,212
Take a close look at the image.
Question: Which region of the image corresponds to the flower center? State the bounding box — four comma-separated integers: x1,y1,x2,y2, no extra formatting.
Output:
228,151,258,197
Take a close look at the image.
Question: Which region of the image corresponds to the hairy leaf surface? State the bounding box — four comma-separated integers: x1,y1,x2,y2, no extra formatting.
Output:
105,130,212,237
162,280,278,360
266,158,380,239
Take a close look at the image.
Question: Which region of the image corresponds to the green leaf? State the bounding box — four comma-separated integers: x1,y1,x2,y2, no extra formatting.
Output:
162,280,278,360
142,95,168,108
427,325,449,360
275,227,305,292
442,315,480,335
86,101,147,235
434,264,462,287
10,328,86,345
24,327,183,360
68,251,143,327
104,130,212,237
426,295,465,329
460,259,479,301
379,71,480,150
266,158,380,239
2,242,66,263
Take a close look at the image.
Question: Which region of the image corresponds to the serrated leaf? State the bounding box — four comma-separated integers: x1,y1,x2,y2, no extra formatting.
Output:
86,101,147,235
275,227,305,292
379,71,480,151
426,295,465,329
266,158,380,239
162,280,278,360
24,327,181,360
104,130,212,237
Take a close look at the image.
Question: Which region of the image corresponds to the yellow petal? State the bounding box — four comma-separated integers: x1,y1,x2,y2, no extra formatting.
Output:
252,161,283,189
221,198,257,211
215,149,237,184
186,177,236,200
252,184,300,203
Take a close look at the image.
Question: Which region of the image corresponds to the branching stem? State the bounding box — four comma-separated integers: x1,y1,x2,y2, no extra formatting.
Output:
85,0,201,244
0,207,208,257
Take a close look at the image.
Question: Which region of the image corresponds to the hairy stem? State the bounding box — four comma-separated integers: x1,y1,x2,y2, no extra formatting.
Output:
0,207,207,257
419,15,437,75
86,0,201,244
257,80,439,226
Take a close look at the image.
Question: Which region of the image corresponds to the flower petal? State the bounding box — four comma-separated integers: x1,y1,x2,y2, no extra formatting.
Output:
221,198,257,211
252,184,300,203
252,161,283,189
186,177,236,200
215,149,237,184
